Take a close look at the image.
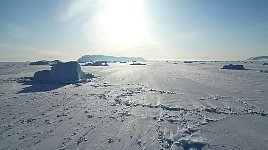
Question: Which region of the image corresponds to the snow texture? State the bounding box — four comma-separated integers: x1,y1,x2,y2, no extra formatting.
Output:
0,60,267,149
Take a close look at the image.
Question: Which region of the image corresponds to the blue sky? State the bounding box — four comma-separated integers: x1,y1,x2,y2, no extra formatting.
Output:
0,0,267,61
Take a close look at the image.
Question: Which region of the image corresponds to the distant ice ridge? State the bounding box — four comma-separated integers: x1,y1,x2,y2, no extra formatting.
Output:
29,60,61,65
83,61,109,66
247,56,268,61
34,61,94,83
77,55,145,63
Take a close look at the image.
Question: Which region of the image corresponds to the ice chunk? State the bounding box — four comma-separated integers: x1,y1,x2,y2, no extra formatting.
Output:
33,70,50,82
33,61,94,83
83,61,108,66
260,70,268,73
50,61,81,82
29,60,49,65
184,61,193,63
222,64,246,70
130,63,146,65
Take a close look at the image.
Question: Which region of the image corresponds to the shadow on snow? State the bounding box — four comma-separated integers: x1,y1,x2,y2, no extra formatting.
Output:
17,77,67,93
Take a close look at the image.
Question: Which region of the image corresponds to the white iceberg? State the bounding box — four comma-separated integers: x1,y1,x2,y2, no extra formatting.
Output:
34,61,94,83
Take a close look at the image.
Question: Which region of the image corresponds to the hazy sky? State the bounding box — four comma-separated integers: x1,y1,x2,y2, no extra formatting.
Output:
0,0,268,61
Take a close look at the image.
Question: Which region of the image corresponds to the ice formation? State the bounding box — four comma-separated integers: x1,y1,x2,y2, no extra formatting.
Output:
78,55,145,63
29,60,62,66
184,61,193,63
34,61,94,83
130,63,146,65
260,70,268,73
83,61,108,66
29,60,49,65
222,64,246,70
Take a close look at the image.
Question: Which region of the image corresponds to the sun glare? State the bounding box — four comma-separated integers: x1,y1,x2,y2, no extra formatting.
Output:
99,0,145,46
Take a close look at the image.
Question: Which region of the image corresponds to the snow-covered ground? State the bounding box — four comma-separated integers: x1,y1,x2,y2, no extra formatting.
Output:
0,61,267,149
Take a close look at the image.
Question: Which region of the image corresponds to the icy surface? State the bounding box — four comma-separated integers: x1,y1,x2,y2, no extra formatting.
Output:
0,61,267,149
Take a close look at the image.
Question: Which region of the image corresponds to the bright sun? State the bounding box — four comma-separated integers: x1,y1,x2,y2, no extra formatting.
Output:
99,0,145,46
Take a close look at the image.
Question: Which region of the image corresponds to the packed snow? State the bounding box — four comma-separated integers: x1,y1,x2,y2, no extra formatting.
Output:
0,61,267,149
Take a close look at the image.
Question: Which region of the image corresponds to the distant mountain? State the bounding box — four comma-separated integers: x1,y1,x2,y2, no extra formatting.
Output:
77,55,146,63
247,56,268,61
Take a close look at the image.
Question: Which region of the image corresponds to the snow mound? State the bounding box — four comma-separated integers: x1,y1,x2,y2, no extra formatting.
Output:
222,64,246,70
34,61,94,83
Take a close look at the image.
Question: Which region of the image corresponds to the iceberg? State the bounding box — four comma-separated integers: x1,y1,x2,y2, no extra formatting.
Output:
33,61,94,83
222,64,246,70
